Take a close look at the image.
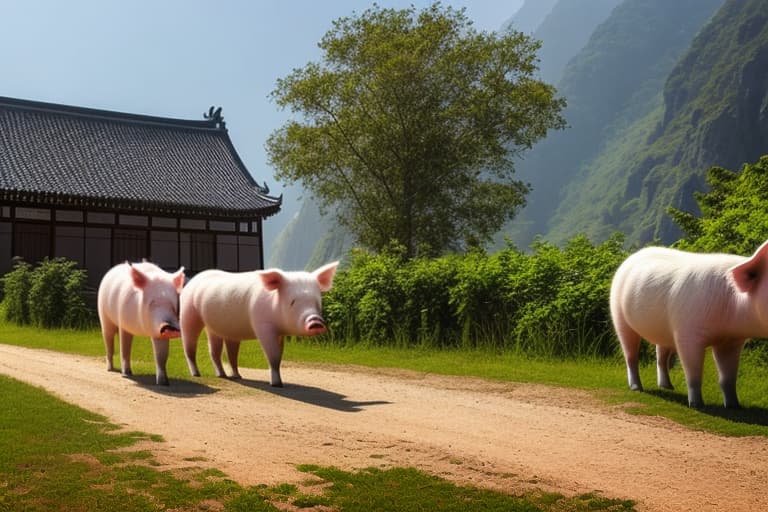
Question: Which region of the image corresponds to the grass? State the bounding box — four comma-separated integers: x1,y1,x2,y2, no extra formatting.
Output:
0,374,635,511
2,318,768,437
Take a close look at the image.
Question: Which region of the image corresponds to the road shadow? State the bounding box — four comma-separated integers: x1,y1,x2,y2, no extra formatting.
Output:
647,388,768,427
120,372,218,397
231,378,391,412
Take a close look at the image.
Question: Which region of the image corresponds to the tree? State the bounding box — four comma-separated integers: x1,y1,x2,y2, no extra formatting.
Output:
667,155,768,255
266,3,566,258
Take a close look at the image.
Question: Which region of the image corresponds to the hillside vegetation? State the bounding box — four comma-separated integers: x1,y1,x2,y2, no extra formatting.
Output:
509,0,725,248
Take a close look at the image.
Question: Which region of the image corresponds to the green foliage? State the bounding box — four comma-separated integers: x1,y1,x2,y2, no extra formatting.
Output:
297,465,635,512
323,233,627,358
1,257,94,329
668,155,768,254
267,2,566,258
1,257,32,325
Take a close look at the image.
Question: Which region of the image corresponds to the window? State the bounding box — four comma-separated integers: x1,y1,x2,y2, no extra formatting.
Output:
56,210,84,223
13,222,50,264
85,227,110,288
113,228,147,264
180,232,214,274
238,235,261,270
55,226,85,266
88,212,115,224
181,218,206,230
0,222,11,274
152,216,177,228
119,214,148,226
216,235,238,271
151,231,179,270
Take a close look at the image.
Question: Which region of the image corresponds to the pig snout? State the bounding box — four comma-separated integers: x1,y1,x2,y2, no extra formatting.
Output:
305,314,327,335
159,322,181,340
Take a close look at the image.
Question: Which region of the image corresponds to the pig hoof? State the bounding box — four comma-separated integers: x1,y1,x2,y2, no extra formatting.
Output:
156,377,170,386
230,374,242,380
122,369,133,377
271,382,284,388
630,384,643,392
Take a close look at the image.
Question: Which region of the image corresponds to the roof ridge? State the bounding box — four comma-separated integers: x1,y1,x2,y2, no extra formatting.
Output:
0,95,223,132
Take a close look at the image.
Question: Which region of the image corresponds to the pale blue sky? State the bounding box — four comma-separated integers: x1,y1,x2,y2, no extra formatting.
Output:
0,0,523,253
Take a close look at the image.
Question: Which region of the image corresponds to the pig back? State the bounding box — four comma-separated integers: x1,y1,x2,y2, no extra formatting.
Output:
612,247,745,343
183,270,266,340
97,263,146,334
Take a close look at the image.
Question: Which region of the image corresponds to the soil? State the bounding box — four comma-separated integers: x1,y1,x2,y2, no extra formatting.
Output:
1,343,767,512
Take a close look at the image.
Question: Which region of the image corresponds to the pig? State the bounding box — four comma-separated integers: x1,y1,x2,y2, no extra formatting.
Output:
180,262,339,387
610,240,768,408
97,261,185,386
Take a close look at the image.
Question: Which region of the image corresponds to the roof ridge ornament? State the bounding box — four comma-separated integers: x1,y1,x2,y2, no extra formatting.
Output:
204,105,225,128
255,181,270,195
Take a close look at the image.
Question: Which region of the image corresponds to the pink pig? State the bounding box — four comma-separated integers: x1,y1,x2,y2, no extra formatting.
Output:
610,241,768,408
97,261,185,386
180,262,339,387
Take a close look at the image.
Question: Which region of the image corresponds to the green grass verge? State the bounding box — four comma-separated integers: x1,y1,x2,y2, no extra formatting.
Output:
2,318,768,437
0,374,634,511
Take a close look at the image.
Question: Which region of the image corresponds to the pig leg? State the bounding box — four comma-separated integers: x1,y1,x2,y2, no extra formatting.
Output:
101,322,118,372
712,340,744,409
675,338,706,408
254,325,285,387
614,316,643,391
119,329,134,377
207,332,227,378
181,309,205,377
151,338,170,386
656,345,674,390
224,340,242,379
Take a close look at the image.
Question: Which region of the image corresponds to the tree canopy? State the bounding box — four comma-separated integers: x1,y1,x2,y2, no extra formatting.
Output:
667,155,768,255
266,3,566,258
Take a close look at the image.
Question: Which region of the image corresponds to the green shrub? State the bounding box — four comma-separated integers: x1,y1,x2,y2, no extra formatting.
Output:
323,233,628,358
1,258,33,325
1,257,93,329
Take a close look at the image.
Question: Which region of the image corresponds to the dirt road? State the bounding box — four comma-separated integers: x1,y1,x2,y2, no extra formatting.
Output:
1,344,766,511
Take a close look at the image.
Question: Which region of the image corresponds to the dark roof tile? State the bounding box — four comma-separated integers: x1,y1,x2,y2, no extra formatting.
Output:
0,96,281,219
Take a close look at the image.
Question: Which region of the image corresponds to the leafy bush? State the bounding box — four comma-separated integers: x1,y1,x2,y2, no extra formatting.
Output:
2,258,32,325
1,257,93,329
323,234,628,358
668,155,768,255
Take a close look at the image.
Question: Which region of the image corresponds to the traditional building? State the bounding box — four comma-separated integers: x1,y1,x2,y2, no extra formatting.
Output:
0,96,281,287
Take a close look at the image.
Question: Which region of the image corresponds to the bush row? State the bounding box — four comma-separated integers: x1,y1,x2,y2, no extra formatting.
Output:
1,257,94,329
0,235,629,359
322,234,629,358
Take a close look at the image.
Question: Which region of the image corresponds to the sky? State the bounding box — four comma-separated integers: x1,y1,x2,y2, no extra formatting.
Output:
0,0,524,258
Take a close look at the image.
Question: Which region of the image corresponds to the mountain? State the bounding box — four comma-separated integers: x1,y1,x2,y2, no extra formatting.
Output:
544,0,768,246
533,0,623,85
501,0,558,35
505,0,725,248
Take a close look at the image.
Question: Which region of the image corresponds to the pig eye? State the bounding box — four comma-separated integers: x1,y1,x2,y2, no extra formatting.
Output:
290,299,296,307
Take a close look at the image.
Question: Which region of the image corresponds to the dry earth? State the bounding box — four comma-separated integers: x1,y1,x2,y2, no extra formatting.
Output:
1,343,767,511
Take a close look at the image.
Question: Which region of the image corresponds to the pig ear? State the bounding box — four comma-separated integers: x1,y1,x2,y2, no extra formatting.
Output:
260,270,284,291
129,264,148,289
314,261,339,292
730,240,768,293
172,267,186,293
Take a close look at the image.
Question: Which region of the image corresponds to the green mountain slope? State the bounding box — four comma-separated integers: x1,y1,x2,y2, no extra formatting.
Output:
533,0,622,85
548,0,768,246
506,0,724,248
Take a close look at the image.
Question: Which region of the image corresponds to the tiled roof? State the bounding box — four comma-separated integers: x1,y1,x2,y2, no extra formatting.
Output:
0,96,281,219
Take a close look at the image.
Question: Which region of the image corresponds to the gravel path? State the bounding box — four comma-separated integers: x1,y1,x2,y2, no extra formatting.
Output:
1,343,767,511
